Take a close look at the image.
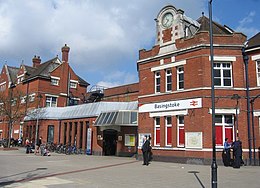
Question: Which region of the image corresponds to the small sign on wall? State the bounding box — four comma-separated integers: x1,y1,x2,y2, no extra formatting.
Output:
185,132,203,149
125,134,135,146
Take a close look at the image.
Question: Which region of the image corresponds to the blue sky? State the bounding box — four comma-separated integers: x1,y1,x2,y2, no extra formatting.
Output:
0,0,259,89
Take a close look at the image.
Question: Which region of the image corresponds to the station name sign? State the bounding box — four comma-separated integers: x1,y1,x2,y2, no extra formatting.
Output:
139,98,202,113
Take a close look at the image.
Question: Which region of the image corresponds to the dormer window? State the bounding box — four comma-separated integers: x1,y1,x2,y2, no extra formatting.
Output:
17,74,24,84
70,80,78,89
51,76,60,86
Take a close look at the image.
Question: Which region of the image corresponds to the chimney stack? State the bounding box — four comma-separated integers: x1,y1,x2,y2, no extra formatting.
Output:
61,44,70,63
32,55,41,68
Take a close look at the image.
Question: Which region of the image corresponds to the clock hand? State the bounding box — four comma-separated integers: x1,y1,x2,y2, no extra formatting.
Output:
164,18,169,25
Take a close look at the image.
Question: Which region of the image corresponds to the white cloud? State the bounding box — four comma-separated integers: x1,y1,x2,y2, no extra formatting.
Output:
239,11,255,25
236,11,259,38
96,71,137,88
0,0,205,86
96,81,120,88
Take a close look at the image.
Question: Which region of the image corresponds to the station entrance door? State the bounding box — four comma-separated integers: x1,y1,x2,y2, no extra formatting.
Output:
103,129,117,156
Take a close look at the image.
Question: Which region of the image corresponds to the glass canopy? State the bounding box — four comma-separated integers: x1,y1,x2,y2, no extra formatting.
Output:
94,110,137,126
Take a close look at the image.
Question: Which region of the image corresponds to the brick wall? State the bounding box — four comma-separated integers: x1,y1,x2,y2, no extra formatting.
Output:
102,83,139,102
137,29,259,163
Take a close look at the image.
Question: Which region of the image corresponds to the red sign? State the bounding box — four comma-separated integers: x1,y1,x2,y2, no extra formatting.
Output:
190,100,198,107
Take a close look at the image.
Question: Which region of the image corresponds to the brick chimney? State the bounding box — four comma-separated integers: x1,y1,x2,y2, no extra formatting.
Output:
32,55,41,68
61,44,70,63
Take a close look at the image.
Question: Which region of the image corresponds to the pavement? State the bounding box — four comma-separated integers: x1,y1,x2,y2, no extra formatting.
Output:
0,148,260,188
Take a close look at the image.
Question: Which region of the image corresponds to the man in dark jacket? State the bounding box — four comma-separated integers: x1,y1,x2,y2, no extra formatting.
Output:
141,136,150,166
232,138,242,168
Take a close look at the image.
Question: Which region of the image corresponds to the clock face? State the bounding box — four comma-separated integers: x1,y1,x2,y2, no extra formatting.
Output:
162,12,173,28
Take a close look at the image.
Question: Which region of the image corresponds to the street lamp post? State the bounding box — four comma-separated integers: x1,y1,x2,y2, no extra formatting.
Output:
209,0,217,187
231,94,241,141
250,94,260,165
8,83,16,148
242,47,252,165
35,94,42,146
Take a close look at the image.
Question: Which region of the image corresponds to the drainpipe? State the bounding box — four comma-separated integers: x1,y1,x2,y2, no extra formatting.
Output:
242,47,252,165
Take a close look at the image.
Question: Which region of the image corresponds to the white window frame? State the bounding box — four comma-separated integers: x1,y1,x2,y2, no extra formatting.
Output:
20,96,26,104
154,117,160,146
165,69,172,92
177,66,184,90
11,98,17,106
213,62,233,87
69,97,80,106
70,80,78,89
177,115,185,147
45,96,58,107
215,114,234,147
0,82,6,91
17,78,21,84
165,116,172,147
155,71,161,93
185,27,189,37
256,60,260,86
29,93,36,102
51,76,60,86
17,74,24,85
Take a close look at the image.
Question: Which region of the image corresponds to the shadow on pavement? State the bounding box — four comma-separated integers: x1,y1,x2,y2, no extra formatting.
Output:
0,180,16,187
0,161,137,187
0,168,48,187
188,171,205,188
0,168,47,180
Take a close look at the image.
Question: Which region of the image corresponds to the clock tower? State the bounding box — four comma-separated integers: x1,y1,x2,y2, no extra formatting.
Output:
155,5,200,54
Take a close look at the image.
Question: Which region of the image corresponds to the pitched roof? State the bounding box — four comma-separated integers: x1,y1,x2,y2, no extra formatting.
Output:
24,57,61,82
7,66,19,83
247,32,260,49
197,15,233,35
23,57,89,86
77,75,90,86
23,65,36,76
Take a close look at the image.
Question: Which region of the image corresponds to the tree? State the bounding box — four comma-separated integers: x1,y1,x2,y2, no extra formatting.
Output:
0,84,27,147
25,97,46,145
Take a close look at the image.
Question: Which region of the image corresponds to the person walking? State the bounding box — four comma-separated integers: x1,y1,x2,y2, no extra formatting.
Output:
141,135,150,166
25,138,30,154
35,136,42,155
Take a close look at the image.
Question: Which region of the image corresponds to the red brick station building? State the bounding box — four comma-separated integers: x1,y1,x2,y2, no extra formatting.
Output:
1,5,260,165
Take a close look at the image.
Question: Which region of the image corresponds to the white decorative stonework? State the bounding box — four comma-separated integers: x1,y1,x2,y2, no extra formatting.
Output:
151,60,186,72
155,5,200,54
252,54,260,61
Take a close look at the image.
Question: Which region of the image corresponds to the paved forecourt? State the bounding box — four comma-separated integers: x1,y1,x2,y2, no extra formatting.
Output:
0,148,260,188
